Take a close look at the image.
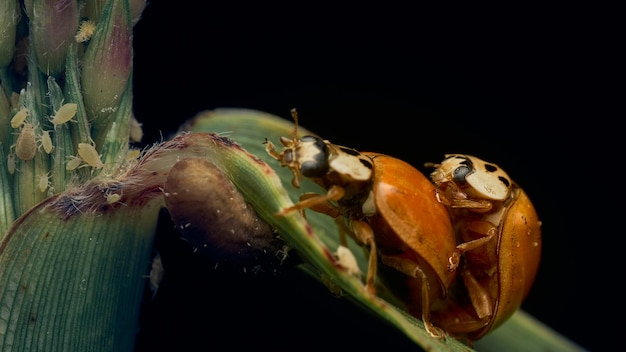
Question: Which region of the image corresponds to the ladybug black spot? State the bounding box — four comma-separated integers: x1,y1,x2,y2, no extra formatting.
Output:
359,158,373,170
498,176,511,187
459,157,473,168
338,146,361,157
301,136,328,155
484,163,498,173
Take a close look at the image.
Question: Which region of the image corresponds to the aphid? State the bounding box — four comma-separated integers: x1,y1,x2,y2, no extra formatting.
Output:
77,142,103,169
75,20,96,43
335,245,361,277
50,103,78,127
15,123,37,161
7,153,16,174
39,130,54,154
66,155,83,171
105,193,121,204
129,115,143,143
10,107,29,128
38,172,52,193
104,190,122,204
126,148,141,161
148,252,164,299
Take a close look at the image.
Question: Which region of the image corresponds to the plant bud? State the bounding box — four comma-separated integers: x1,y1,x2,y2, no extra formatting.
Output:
81,0,132,130
28,0,79,75
85,0,147,26
0,0,20,68
164,157,299,274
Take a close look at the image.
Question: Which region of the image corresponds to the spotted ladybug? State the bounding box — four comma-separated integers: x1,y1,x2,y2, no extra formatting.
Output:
265,110,459,337
426,154,542,341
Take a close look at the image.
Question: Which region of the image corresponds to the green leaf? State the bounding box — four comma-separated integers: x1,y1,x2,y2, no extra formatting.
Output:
474,310,586,352
0,194,160,350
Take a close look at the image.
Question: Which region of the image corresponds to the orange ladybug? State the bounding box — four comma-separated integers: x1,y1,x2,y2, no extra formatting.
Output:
426,154,542,340
265,110,459,337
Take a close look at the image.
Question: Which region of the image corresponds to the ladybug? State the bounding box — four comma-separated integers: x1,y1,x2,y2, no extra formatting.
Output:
425,154,542,341
265,110,459,337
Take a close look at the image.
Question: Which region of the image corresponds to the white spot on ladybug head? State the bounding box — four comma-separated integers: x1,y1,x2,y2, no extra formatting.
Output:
463,155,511,201
328,148,372,182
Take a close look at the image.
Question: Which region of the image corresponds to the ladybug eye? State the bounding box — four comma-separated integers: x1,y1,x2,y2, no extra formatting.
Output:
452,165,471,184
283,149,294,164
300,158,328,177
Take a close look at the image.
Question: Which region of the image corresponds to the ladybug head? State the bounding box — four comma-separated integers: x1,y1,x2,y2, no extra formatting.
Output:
441,154,512,201
264,109,331,188
296,135,330,178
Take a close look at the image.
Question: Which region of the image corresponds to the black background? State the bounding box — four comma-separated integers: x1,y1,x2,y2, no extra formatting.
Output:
131,2,615,351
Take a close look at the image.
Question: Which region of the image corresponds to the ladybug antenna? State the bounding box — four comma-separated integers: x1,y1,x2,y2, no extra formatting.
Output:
290,108,299,141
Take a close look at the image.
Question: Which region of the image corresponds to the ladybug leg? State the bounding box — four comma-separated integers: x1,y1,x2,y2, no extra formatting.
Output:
448,220,497,271
448,199,493,212
434,183,493,212
461,266,493,322
435,189,493,212
276,185,345,216
349,219,378,295
333,217,353,247
409,266,446,338
264,139,280,159
437,266,491,338
379,255,446,338
299,193,342,218
417,277,446,338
